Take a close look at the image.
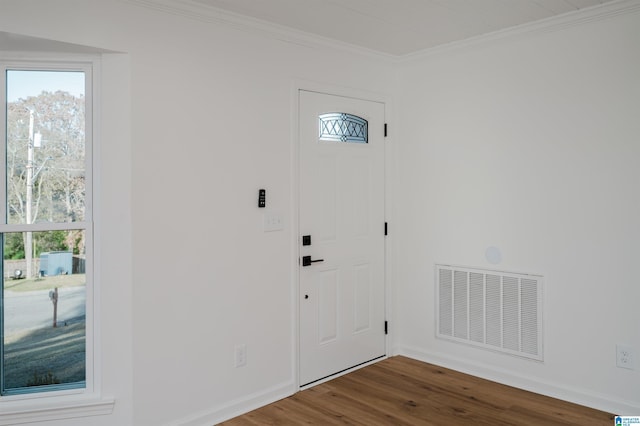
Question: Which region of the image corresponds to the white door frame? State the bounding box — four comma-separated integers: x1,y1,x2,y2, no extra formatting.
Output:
290,80,394,388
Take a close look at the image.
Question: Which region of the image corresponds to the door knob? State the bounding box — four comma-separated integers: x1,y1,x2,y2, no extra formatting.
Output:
302,255,324,267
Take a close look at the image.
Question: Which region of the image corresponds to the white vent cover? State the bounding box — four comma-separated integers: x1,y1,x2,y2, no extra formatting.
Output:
436,264,543,361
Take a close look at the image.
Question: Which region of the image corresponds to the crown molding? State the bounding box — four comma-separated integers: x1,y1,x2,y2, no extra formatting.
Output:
123,0,396,62
124,0,640,64
399,0,640,62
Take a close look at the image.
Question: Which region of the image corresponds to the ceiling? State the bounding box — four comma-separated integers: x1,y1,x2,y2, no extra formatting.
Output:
190,0,617,56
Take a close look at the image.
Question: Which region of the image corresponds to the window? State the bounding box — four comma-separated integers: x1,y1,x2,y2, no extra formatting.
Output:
319,112,368,143
1,66,92,396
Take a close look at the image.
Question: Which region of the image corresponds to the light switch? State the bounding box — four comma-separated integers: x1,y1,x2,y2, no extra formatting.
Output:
264,211,284,232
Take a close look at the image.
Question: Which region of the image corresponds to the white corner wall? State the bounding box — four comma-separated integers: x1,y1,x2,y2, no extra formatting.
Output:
395,8,640,415
1,1,395,425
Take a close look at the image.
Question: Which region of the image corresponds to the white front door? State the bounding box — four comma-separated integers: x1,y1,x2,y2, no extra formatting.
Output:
299,90,386,387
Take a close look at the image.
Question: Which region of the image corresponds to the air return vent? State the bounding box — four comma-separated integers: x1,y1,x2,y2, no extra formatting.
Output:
436,264,543,361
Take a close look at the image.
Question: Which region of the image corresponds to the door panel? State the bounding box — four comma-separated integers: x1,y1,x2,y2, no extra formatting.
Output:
299,90,385,386
318,269,339,344
354,263,372,333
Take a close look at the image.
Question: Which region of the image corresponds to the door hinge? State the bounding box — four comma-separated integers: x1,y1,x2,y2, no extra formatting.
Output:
385,321,388,335
384,123,388,137
384,222,388,236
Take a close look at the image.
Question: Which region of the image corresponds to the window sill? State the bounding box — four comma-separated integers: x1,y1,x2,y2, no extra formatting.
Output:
0,395,115,425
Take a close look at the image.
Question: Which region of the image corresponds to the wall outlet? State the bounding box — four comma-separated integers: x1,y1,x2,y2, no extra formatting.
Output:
235,344,247,368
616,344,634,370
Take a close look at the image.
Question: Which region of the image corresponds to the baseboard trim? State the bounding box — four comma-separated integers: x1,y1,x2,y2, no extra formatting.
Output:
394,345,640,416
168,381,296,426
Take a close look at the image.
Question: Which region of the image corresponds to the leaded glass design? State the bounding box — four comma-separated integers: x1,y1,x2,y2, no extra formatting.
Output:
319,113,368,143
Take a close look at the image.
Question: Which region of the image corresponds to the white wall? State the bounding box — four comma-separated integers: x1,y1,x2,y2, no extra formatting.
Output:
0,1,394,425
394,9,640,414
126,8,394,426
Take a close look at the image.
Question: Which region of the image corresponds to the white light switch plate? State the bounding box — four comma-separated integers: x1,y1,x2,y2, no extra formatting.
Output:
264,211,284,232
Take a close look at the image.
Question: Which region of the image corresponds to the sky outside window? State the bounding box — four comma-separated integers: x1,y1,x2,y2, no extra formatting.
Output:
7,70,84,102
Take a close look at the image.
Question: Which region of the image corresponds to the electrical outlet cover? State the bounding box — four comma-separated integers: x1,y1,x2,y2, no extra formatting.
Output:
235,344,247,368
616,344,634,370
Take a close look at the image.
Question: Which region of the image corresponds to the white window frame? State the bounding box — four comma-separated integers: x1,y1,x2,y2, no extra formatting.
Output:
0,55,114,423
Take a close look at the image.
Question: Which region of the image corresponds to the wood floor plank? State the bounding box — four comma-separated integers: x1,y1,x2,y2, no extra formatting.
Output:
294,389,410,426
218,356,615,425
330,371,493,425
348,361,518,424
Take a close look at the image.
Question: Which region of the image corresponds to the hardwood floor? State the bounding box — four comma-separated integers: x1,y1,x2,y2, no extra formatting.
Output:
219,356,615,425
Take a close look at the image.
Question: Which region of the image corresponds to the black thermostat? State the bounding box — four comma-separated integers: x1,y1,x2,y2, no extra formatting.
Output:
258,189,266,208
